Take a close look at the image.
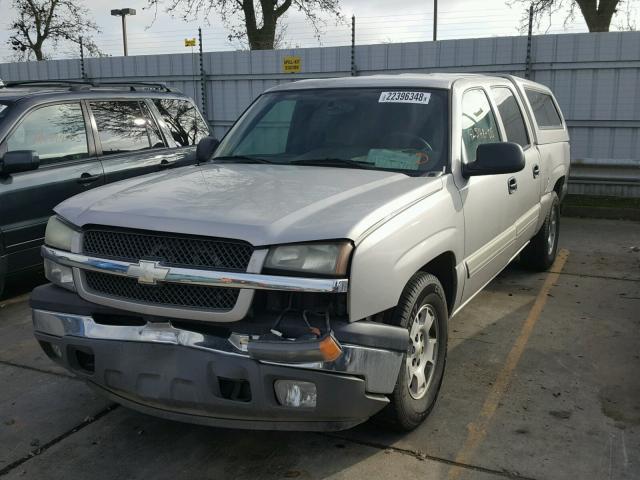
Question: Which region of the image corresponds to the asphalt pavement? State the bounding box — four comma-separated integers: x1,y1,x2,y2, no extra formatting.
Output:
1,217,638,479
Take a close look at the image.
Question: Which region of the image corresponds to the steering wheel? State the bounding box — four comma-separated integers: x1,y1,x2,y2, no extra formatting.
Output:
383,132,433,151
381,131,436,169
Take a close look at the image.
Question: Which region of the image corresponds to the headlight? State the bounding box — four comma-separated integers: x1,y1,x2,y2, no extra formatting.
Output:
44,216,75,251
264,242,353,276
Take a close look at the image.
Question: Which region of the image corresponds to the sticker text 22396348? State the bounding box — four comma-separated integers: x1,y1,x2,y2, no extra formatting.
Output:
378,91,431,104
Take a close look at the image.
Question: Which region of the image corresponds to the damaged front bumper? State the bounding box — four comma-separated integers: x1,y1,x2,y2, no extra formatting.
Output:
31,285,407,431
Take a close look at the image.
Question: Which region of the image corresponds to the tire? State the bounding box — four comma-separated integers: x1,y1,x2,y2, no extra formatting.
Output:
521,192,560,271
377,272,448,431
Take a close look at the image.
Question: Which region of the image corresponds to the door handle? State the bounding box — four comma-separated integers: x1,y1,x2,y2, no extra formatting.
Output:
508,177,518,194
77,172,101,185
532,164,540,178
159,159,172,169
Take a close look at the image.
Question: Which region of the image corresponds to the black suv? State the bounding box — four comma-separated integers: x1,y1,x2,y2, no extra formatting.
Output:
0,80,210,297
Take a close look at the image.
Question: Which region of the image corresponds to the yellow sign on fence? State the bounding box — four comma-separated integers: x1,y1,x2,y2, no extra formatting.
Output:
184,38,196,47
283,55,302,73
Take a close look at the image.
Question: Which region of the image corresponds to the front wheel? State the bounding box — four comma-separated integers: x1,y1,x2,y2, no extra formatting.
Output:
377,272,448,431
521,192,560,271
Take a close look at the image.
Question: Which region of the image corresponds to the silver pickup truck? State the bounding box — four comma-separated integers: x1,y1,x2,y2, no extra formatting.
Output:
31,73,570,431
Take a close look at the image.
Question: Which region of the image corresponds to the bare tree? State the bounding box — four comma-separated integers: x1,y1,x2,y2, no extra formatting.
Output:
7,0,101,61
147,0,342,50
510,0,633,32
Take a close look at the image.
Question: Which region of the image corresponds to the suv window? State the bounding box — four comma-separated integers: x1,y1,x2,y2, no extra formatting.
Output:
461,89,500,163
140,102,164,148
491,87,529,148
6,103,88,166
153,99,209,147
525,89,563,128
0,102,11,122
90,100,162,155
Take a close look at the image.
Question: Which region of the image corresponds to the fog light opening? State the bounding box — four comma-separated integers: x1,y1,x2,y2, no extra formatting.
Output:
274,380,317,408
51,343,63,359
39,341,63,360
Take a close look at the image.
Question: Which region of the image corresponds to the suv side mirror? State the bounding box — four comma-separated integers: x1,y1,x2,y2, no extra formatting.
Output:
462,142,525,178
1,150,39,175
196,136,220,164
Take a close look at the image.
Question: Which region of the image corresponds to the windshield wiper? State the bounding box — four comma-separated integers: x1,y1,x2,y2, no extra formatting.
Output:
290,158,375,170
212,155,275,164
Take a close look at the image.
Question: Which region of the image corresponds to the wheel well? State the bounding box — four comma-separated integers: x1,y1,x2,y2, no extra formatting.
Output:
553,176,565,199
419,252,457,314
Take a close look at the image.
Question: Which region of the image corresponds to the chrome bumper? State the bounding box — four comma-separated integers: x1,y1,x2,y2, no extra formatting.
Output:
42,246,348,294
32,309,403,394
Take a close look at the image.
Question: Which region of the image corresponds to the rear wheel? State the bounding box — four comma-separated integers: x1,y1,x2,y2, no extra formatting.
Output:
378,272,448,431
521,192,560,271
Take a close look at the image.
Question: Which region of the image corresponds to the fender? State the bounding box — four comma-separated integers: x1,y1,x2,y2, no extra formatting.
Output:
348,176,465,321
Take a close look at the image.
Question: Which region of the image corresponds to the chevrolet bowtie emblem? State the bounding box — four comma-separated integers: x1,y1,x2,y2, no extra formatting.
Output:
127,260,170,285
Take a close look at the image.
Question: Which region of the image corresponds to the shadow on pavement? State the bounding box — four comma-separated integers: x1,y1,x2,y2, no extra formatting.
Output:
1,269,46,303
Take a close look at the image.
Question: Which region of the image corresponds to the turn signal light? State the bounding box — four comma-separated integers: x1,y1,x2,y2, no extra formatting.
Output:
318,335,342,362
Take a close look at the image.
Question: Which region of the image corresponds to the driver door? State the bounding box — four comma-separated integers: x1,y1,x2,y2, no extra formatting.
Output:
458,88,519,303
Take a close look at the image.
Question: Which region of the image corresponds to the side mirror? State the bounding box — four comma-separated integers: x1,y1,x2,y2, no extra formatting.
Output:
196,136,220,164
1,150,39,175
462,142,525,178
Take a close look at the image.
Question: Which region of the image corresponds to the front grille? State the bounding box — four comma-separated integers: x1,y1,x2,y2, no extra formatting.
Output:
85,271,239,310
83,228,253,271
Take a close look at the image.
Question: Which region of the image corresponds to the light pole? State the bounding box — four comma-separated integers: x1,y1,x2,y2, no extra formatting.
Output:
433,0,438,42
111,8,136,56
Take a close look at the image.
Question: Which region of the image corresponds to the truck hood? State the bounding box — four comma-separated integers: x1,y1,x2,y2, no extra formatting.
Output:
56,163,442,246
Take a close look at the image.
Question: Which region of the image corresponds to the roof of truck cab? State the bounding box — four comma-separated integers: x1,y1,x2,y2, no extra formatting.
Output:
266,73,510,92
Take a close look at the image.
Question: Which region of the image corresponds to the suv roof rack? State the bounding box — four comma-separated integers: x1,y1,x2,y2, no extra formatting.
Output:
4,79,175,93
5,80,93,90
92,81,174,92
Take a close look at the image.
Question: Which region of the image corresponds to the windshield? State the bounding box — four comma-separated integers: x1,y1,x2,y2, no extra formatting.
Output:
215,88,449,176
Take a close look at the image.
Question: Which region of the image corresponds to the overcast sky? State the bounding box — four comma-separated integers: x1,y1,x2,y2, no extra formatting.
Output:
0,0,637,61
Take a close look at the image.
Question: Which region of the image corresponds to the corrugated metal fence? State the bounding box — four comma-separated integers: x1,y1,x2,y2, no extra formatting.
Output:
2,31,639,197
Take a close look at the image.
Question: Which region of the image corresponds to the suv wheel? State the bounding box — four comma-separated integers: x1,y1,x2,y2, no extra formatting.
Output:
378,272,448,431
521,192,560,271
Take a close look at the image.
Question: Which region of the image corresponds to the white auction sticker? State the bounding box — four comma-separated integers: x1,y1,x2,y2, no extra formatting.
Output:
379,91,431,104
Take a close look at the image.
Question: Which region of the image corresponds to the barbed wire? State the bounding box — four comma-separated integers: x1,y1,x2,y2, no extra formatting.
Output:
10,5,603,60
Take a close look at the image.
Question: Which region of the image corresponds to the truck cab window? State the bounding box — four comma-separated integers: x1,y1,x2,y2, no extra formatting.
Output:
461,89,500,163
491,87,529,148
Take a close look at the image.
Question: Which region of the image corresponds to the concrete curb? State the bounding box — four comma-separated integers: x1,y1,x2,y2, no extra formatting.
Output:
561,204,640,221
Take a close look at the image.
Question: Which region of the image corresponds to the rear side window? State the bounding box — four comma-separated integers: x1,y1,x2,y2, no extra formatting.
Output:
525,90,563,128
461,89,500,163
90,101,162,156
153,99,209,147
491,87,529,148
6,103,88,166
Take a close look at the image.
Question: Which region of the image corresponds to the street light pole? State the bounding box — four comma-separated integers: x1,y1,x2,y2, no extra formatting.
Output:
111,8,136,57
433,0,438,42
121,15,128,56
